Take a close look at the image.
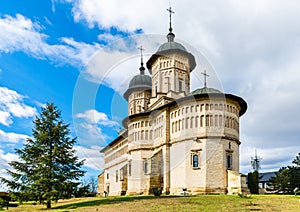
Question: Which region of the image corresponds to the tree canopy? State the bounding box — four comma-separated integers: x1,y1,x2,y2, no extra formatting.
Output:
0,102,85,208
270,152,300,194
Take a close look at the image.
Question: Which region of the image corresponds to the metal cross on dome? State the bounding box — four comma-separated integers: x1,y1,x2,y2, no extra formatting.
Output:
201,70,210,88
166,6,175,32
138,45,145,64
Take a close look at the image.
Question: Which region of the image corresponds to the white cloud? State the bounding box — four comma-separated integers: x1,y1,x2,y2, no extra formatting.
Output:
0,14,101,67
0,130,28,143
76,109,119,126
74,145,104,171
0,87,37,126
0,148,20,190
75,109,119,146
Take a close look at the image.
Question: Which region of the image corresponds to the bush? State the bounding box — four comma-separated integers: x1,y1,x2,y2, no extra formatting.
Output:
152,187,162,196
0,198,5,208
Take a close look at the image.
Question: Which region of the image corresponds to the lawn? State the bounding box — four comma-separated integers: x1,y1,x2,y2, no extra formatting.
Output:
2,194,300,211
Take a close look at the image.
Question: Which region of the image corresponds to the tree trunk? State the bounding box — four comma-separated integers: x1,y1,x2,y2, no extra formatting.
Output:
46,199,51,209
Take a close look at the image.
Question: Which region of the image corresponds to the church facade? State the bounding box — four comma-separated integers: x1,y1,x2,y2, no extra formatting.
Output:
100,10,248,196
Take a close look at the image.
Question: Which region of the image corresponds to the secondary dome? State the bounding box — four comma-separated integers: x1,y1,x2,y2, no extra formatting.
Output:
128,74,152,89
190,87,223,95
123,66,152,101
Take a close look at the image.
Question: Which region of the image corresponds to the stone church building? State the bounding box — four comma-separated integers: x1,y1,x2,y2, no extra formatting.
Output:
100,9,248,196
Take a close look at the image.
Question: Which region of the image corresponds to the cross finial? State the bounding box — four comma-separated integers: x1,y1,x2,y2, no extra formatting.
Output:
166,6,175,33
137,45,145,65
201,70,210,88
138,45,145,74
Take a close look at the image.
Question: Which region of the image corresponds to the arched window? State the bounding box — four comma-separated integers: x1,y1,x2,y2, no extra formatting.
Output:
219,115,223,127
195,116,199,128
141,130,144,140
201,104,204,112
226,154,233,169
200,115,204,127
190,117,194,128
210,115,213,126
214,115,218,127
186,117,189,129
205,104,209,111
214,104,218,110
192,154,199,168
205,115,209,127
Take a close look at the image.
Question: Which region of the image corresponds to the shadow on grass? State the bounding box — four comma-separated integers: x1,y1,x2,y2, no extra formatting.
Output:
53,195,181,210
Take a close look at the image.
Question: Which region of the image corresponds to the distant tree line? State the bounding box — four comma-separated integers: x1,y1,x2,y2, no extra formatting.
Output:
270,152,300,194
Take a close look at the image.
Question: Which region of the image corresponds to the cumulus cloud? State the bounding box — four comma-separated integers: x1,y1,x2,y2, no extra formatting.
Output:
76,109,119,126
75,109,120,146
0,87,37,126
74,145,104,171
0,14,101,67
0,130,28,143
0,148,20,189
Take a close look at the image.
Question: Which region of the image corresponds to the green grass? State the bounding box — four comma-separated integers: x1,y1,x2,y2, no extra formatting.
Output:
4,194,300,211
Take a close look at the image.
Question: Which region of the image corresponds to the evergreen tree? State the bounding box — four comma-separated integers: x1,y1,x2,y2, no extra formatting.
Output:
0,103,85,209
248,171,259,194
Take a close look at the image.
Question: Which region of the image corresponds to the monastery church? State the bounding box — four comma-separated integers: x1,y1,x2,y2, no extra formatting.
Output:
99,8,248,196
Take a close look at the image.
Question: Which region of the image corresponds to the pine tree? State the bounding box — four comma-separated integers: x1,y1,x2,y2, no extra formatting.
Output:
0,103,85,209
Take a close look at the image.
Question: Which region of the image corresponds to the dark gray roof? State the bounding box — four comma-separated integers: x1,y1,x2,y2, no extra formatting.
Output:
190,87,223,95
259,172,277,182
157,41,187,52
123,72,152,101
128,74,152,89
146,32,196,73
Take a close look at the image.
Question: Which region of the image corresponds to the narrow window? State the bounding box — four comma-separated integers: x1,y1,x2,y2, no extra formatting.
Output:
206,115,209,127
144,159,148,174
195,116,199,128
214,115,218,127
200,115,204,127
128,160,132,176
226,154,232,169
179,81,183,92
116,170,118,182
193,154,199,168
186,117,189,129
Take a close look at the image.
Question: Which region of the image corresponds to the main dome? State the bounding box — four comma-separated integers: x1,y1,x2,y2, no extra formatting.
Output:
146,32,196,73
157,40,187,52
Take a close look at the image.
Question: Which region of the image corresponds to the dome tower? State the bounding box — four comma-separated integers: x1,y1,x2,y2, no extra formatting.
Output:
146,7,196,109
123,47,152,115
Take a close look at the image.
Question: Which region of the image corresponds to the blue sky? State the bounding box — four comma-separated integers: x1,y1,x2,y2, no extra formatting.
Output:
1,0,300,189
